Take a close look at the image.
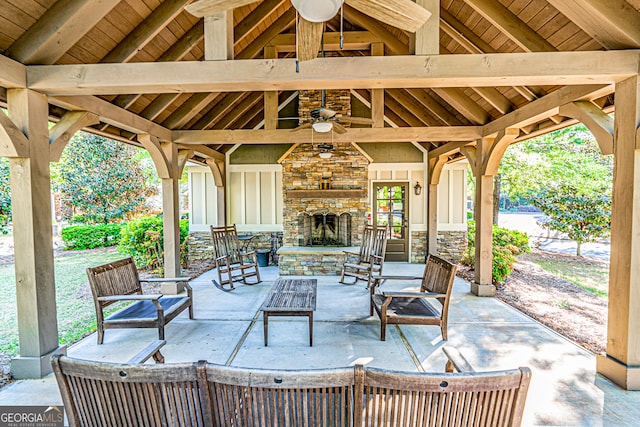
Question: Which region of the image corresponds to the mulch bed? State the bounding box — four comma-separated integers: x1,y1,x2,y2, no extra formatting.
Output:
458,249,607,355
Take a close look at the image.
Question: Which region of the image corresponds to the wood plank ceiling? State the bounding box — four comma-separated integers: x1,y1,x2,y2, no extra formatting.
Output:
1,0,639,163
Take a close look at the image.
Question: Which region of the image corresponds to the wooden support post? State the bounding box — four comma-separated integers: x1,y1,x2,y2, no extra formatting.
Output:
204,12,233,61
371,43,385,128
412,0,440,55
597,75,640,390
6,89,67,378
139,135,192,293
264,46,278,130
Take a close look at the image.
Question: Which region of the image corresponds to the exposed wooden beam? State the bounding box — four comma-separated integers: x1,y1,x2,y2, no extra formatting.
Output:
255,91,298,130
0,54,26,89
440,9,541,101
173,126,482,144
140,94,180,121
385,91,432,127
49,111,99,161
471,87,513,115
270,32,381,52
546,0,640,49
428,141,473,159
213,92,263,130
371,43,385,128
162,93,220,129
483,84,613,136
351,89,398,128
559,101,614,155
264,46,278,130
462,0,557,52
406,88,463,125
6,0,120,65
50,95,172,141
205,12,234,61
432,88,490,124
235,0,287,45
101,0,189,63
188,144,225,162
342,5,409,55
28,51,639,95
0,109,29,157
386,89,439,126
193,92,244,129
235,8,296,59
413,0,439,55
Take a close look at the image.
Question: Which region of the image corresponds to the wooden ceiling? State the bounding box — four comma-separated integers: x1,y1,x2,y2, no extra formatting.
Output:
1,0,639,163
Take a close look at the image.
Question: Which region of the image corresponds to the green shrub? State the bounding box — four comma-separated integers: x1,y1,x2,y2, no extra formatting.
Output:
463,220,529,284
118,216,189,272
61,223,124,250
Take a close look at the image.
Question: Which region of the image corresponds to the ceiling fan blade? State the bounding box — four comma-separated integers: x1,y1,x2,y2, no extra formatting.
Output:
291,123,313,132
297,17,324,61
332,122,348,134
186,0,260,17
344,0,432,32
339,116,374,125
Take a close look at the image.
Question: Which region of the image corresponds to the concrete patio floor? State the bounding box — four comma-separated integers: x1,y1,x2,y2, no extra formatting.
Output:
0,262,638,426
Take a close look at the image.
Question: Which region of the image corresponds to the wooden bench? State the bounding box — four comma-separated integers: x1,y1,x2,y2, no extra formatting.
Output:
86,257,194,344
52,349,531,427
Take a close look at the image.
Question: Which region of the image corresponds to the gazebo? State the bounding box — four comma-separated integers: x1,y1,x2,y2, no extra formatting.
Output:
0,0,638,391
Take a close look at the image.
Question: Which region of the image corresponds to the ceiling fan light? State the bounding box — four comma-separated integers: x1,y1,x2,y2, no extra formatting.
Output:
291,0,344,23
319,152,332,159
312,121,333,133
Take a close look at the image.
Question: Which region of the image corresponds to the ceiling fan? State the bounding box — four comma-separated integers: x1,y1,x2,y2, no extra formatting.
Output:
186,0,432,61
283,106,374,134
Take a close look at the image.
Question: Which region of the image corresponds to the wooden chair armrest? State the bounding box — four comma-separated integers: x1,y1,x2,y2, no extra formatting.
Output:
382,291,446,299
140,277,191,283
97,294,162,302
216,255,229,262
443,347,475,373
127,340,166,364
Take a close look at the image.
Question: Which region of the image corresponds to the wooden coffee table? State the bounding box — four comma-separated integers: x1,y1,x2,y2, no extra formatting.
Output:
260,278,317,346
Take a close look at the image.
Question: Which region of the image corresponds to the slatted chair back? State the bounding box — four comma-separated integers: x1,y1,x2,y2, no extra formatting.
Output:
359,224,388,268
210,224,244,265
52,355,212,427
205,363,355,427
421,254,457,315
357,365,531,427
86,257,142,310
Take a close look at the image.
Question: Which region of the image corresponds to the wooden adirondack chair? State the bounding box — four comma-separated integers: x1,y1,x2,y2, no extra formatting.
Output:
370,254,457,341
210,224,261,291
340,224,388,288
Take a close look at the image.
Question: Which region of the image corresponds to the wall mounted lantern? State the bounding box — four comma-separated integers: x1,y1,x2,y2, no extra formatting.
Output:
414,181,422,196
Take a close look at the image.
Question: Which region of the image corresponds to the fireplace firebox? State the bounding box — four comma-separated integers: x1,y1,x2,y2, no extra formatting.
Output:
299,212,352,246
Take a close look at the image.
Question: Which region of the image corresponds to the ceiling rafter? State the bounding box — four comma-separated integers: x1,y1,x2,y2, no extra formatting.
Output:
342,5,409,55
386,89,442,127
162,93,220,129
100,0,190,64
432,88,490,125
213,92,263,130
462,0,557,52
404,88,465,126
235,0,288,45
7,0,121,65
546,0,640,49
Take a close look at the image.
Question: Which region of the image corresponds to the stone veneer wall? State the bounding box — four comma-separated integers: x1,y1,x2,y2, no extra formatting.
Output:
281,90,369,249
410,230,467,263
187,231,273,261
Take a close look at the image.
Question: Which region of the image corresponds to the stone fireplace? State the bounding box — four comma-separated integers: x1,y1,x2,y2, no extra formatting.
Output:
278,90,370,275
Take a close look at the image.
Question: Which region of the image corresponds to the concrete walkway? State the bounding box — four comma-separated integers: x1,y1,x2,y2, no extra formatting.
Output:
1,263,637,425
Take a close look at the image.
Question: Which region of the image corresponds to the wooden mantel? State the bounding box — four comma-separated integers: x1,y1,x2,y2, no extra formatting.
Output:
286,190,366,199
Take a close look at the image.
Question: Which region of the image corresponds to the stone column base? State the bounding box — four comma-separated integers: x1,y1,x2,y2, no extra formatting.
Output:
470,282,496,297
597,354,640,390
11,345,67,379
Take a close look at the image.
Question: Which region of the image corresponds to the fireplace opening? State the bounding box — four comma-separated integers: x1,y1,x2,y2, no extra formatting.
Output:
300,212,352,246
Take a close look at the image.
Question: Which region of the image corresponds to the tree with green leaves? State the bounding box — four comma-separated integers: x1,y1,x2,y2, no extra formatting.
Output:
55,133,157,224
533,185,611,256
0,159,10,234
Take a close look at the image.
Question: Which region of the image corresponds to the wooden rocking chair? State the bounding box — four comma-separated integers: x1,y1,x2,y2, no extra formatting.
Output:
340,224,388,288
370,254,457,341
210,224,261,291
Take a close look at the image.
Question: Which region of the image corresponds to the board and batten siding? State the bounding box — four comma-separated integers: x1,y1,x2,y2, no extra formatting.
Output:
188,162,466,233
187,165,284,233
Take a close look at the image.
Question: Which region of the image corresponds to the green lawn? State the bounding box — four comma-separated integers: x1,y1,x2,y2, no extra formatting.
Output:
533,259,609,297
0,249,123,357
